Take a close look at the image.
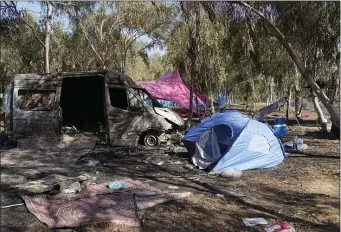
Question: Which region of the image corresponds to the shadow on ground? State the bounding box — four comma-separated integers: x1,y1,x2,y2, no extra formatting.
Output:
1,129,339,232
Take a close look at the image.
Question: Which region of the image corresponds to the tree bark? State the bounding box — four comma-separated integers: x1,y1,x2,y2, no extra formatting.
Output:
295,95,302,119
288,85,292,114
121,50,127,73
209,93,215,114
270,77,274,104
184,2,200,129
328,57,340,104
240,1,340,128
44,1,52,73
312,93,328,131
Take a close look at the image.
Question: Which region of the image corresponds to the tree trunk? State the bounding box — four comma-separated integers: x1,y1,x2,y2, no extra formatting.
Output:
295,94,302,119
269,77,274,105
184,2,200,129
122,50,127,73
328,57,340,104
44,1,52,73
312,93,328,132
240,1,340,128
186,84,194,129
209,93,215,114
267,77,274,106
287,85,292,114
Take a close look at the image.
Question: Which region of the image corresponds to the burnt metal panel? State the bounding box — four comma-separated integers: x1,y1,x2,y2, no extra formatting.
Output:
12,85,61,137
7,70,149,142
104,84,173,147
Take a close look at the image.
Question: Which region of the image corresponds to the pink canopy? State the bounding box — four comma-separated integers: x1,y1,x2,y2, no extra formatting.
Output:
140,70,205,113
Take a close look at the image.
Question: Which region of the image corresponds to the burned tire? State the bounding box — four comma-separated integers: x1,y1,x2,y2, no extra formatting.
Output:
143,132,160,147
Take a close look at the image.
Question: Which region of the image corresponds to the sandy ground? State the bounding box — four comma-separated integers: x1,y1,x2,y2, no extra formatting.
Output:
0,116,339,232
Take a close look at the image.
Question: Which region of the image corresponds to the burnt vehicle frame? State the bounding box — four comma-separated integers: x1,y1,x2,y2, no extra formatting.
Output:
1,71,185,147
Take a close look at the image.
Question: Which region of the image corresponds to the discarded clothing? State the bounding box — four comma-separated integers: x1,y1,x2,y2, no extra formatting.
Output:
22,178,191,228
15,173,94,194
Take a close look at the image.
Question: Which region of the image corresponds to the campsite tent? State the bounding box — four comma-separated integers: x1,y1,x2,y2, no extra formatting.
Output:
140,70,206,113
182,110,285,172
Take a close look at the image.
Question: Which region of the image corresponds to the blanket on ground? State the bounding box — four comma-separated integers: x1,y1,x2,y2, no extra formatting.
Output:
22,178,190,228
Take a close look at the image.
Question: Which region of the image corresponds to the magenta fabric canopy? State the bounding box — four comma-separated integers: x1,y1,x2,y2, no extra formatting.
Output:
140,70,205,113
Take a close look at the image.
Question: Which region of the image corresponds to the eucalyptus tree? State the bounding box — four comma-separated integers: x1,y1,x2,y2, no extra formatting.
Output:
200,1,339,128
0,4,43,76
239,1,340,128
3,1,55,73
176,1,200,128
64,2,174,73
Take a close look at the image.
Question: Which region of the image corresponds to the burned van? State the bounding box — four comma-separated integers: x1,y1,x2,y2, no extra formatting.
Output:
1,71,185,147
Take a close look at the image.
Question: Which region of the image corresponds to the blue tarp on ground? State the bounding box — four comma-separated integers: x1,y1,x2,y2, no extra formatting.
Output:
182,110,285,172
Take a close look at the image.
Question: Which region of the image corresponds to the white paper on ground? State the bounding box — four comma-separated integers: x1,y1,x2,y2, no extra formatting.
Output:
243,218,268,226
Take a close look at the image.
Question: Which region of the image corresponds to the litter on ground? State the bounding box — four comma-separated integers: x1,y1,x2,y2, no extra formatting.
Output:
243,218,268,226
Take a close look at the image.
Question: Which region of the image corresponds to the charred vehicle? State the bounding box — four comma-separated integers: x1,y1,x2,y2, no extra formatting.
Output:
1,71,185,147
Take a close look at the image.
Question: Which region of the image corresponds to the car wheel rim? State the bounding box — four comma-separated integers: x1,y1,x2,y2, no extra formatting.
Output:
146,135,157,146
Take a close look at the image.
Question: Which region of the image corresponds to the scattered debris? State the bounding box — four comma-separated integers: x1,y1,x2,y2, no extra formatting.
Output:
140,157,152,164
283,139,308,153
155,161,165,166
171,160,183,165
62,126,78,134
220,170,243,178
301,113,310,119
172,177,185,181
63,182,82,194
15,173,94,194
260,221,296,232
108,181,129,191
188,175,200,181
86,159,100,167
184,164,194,170
243,218,268,226
1,203,24,209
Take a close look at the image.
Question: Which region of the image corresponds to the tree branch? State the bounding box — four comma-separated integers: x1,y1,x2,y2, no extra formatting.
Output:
239,1,305,73
100,20,105,42
86,57,94,70
6,1,45,48
79,22,105,66
240,0,340,126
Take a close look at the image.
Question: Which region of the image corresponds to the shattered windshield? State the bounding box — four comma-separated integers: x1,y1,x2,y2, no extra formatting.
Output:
134,88,164,108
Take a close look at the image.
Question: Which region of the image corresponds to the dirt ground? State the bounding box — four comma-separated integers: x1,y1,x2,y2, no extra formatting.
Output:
1,114,340,232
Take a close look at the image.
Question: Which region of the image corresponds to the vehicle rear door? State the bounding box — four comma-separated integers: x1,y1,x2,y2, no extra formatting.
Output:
12,76,62,137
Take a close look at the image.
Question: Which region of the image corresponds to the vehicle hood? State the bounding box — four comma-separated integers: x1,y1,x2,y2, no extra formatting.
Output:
154,107,185,127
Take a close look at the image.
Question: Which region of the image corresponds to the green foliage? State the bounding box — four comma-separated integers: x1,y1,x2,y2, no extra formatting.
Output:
1,1,339,108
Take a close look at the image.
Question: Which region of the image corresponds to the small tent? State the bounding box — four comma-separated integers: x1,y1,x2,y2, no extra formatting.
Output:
182,110,285,172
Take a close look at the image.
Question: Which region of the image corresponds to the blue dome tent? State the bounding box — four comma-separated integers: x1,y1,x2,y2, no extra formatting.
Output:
182,110,286,172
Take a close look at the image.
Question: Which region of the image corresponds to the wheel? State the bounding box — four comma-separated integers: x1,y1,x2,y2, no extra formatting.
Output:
143,132,160,147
